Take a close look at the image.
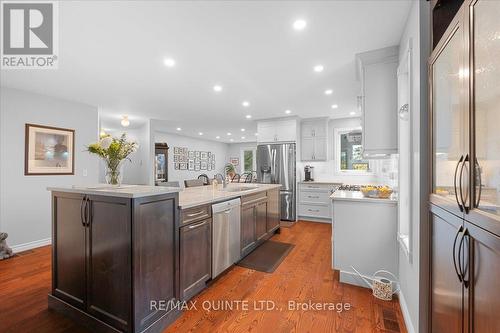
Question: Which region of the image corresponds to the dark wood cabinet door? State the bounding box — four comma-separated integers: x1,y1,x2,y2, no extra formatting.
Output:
430,204,464,333
255,201,268,241
241,204,256,256
53,193,86,310
133,195,178,332
180,218,211,301
266,189,280,232
465,221,500,333
86,195,131,332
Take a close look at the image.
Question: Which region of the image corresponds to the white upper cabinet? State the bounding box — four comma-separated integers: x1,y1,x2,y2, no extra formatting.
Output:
356,46,398,157
300,118,328,161
257,118,297,143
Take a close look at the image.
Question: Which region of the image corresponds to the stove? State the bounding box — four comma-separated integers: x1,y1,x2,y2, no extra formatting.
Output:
337,184,361,191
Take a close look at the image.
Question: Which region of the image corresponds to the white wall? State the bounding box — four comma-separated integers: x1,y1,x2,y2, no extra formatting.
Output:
154,131,229,186
0,88,99,250
100,123,151,185
296,117,397,185
396,1,430,332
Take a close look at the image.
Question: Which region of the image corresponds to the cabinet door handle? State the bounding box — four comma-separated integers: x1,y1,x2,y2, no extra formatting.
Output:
308,209,320,212
307,196,320,199
188,220,209,229
474,157,482,208
85,197,91,227
453,155,464,212
452,225,463,283
459,154,469,214
187,210,206,217
458,228,469,288
80,196,86,227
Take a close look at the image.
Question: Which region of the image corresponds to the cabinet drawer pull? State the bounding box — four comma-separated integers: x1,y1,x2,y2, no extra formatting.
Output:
188,220,209,229
307,195,320,199
308,209,320,212
187,210,206,217
307,186,320,189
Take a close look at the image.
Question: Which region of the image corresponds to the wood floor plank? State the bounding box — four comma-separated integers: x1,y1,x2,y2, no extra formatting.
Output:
0,221,407,333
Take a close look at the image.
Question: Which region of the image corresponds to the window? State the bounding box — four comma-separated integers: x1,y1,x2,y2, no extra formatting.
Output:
335,128,370,173
241,148,256,173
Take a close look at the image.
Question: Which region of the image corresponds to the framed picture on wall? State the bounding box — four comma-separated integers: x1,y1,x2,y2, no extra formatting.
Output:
195,151,200,158
179,162,187,170
25,124,75,175
174,163,180,170
188,151,194,158
230,157,239,166
194,162,200,171
207,163,212,171
200,151,208,159
188,159,194,171
200,161,207,170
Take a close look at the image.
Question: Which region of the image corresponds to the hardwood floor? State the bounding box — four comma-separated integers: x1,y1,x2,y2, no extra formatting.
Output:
0,221,406,333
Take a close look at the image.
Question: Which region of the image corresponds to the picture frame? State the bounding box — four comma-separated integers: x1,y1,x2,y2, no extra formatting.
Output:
188,151,194,158
188,159,195,171
194,162,200,171
174,163,180,170
230,157,239,166
201,151,208,160
25,124,75,175
201,161,207,170
179,162,187,170
195,151,201,158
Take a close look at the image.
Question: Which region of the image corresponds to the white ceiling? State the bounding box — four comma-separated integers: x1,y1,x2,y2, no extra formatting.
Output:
1,0,412,143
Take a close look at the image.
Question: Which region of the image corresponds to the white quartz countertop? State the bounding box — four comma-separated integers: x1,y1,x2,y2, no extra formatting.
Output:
179,183,282,209
47,184,181,198
330,190,398,204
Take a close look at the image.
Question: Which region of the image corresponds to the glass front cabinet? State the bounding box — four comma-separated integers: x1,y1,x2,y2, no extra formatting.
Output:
430,1,500,332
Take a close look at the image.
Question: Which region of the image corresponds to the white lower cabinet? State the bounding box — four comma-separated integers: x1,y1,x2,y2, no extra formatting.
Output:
298,183,341,221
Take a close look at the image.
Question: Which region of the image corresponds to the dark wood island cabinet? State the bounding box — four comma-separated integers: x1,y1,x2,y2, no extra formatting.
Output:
48,186,182,333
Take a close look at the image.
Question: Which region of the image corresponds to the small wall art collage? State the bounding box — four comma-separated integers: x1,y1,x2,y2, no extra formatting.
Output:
173,147,216,171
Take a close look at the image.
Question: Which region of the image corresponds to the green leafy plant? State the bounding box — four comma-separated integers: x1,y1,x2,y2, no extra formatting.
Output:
225,163,236,177
87,134,138,185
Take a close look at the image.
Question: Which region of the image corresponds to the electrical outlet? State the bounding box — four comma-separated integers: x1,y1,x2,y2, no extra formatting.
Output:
83,169,88,177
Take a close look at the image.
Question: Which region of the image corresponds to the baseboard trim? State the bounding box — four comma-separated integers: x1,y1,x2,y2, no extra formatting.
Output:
12,237,52,253
298,217,331,224
397,289,416,333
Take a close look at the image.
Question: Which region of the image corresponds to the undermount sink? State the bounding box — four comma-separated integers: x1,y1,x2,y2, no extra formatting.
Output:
223,186,258,192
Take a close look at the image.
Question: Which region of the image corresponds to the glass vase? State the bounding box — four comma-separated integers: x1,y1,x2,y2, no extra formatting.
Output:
104,160,124,186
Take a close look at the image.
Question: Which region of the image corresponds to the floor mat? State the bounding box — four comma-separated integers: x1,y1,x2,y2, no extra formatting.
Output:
237,240,295,273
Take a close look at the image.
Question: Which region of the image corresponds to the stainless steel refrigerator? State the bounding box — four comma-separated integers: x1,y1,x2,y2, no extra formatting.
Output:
256,143,296,221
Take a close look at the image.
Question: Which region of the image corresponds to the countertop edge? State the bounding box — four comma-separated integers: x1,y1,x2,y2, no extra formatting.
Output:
178,184,282,209
47,186,181,198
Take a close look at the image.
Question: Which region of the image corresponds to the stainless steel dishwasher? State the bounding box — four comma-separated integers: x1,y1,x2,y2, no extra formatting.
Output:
212,198,241,278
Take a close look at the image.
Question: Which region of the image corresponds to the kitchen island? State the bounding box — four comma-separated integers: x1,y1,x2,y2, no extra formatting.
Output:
48,183,280,333
330,190,398,287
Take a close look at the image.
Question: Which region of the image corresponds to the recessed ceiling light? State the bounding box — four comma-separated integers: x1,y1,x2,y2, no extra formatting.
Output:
293,19,307,31
242,101,250,107
255,133,259,136
285,109,292,114
121,115,130,127
198,132,203,136
230,138,234,142
246,115,252,119
216,136,220,139
241,128,245,132
331,104,339,109
241,136,246,139
213,85,223,92
314,65,324,72
163,58,176,67
176,127,182,131
350,111,356,116
324,89,333,95
227,132,232,136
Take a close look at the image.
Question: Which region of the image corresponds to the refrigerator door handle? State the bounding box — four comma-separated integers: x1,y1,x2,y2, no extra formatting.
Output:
453,155,464,212
452,225,463,283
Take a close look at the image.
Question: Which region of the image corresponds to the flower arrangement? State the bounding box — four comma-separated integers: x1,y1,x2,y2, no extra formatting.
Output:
87,133,138,185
